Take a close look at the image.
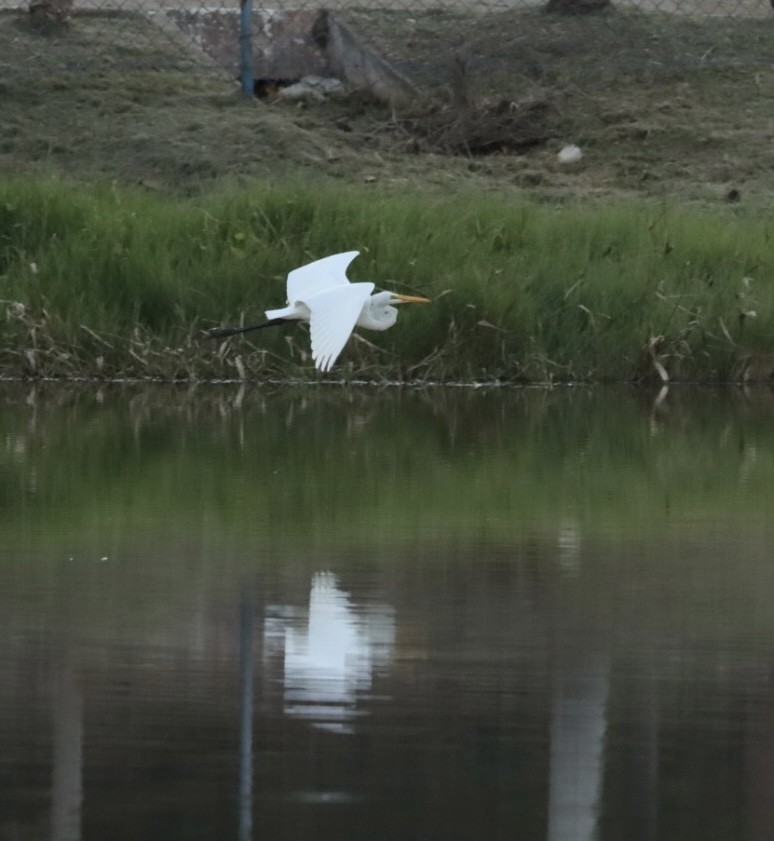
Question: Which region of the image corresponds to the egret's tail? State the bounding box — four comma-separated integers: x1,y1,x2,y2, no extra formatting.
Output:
206,317,287,339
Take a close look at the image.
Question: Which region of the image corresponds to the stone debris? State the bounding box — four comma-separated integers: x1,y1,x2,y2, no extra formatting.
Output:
277,75,345,101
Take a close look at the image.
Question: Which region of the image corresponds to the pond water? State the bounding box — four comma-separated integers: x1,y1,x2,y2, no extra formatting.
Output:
2,384,774,841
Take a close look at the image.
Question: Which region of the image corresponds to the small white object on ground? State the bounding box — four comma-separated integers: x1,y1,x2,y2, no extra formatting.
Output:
557,144,583,164
278,76,345,101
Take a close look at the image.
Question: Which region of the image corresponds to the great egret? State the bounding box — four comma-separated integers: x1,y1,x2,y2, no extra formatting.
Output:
207,251,430,372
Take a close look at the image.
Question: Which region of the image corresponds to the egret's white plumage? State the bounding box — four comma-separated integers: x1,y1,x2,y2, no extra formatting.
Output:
285,251,362,303
208,251,430,372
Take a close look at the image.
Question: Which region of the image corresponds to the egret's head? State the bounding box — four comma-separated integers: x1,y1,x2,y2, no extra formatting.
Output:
362,290,431,331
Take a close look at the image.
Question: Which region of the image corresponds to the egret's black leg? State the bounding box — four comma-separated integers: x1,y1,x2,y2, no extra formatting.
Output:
206,317,288,339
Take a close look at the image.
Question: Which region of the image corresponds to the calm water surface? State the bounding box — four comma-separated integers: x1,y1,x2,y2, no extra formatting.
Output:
2,384,774,841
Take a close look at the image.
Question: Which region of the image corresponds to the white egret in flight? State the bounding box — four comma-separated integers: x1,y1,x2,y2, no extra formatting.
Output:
207,251,430,372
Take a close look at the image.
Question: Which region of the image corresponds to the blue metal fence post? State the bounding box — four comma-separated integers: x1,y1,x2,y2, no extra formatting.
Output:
239,0,254,97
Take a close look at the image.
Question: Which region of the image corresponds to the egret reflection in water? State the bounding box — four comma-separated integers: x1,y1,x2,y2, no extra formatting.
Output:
265,572,395,733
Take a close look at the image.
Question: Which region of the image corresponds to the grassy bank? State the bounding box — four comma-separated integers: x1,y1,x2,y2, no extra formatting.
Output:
1,178,774,382
5,7,774,207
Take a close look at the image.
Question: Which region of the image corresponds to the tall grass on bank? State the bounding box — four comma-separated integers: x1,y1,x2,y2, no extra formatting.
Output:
1,178,773,382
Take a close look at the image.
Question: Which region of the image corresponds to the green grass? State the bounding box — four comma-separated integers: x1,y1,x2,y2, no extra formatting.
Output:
1,177,774,381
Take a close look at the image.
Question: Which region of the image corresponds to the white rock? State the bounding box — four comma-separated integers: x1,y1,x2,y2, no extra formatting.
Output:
557,144,583,164
278,76,345,101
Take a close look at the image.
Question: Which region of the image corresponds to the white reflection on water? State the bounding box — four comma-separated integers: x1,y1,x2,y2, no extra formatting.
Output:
548,652,610,841
557,518,582,576
549,521,609,841
265,572,395,734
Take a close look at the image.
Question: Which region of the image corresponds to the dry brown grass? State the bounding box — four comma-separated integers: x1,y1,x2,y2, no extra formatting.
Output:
3,3,774,207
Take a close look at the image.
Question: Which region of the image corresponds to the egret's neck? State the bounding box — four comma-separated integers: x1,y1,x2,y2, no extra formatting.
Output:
357,301,398,332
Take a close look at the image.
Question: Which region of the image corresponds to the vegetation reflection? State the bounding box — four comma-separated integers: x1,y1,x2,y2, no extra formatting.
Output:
1,385,773,552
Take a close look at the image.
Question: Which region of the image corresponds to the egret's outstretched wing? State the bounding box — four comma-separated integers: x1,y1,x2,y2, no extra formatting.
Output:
287,251,360,303
308,282,375,372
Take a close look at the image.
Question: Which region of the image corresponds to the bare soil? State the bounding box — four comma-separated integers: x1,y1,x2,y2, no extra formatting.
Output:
2,5,774,207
